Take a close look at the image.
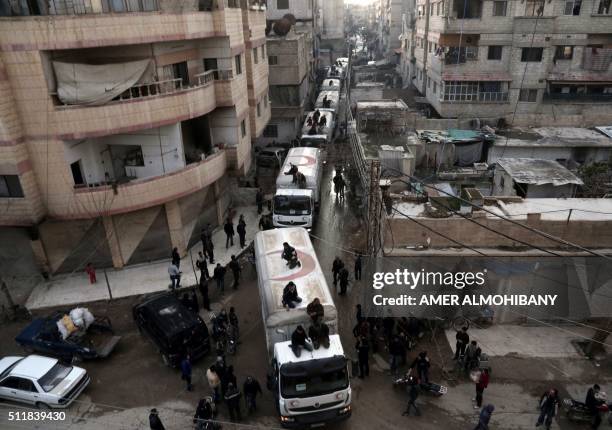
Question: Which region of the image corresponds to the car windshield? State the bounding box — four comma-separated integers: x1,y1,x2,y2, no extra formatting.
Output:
0,359,23,380
280,366,348,398
38,363,72,392
274,195,311,216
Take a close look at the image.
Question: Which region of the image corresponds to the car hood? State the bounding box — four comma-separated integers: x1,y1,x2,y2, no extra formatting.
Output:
0,356,23,375
48,367,87,396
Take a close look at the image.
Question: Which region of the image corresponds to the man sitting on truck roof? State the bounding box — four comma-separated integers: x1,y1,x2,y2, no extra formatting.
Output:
291,325,313,357
308,322,330,350
282,282,302,309
306,298,324,324
281,242,301,269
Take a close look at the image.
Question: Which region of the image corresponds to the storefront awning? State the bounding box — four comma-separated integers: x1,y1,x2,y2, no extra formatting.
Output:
442,72,513,82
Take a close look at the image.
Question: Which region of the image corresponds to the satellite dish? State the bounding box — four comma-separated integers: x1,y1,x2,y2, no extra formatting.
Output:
273,18,292,36
283,13,296,25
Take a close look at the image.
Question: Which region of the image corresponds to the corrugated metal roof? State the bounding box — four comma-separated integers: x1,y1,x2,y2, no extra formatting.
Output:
497,158,583,186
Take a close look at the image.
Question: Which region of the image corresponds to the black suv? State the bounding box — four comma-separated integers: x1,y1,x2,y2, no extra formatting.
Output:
133,292,210,367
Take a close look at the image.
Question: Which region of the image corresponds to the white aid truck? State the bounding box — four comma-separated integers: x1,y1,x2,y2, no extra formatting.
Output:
255,227,352,428
300,111,335,148
274,147,322,229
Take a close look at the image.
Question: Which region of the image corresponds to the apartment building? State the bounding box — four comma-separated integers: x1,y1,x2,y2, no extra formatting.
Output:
266,0,318,62
320,0,345,64
263,31,313,144
0,0,270,274
410,0,612,126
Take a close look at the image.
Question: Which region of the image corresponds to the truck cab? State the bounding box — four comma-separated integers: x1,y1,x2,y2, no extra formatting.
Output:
269,335,351,428
273,189,315,229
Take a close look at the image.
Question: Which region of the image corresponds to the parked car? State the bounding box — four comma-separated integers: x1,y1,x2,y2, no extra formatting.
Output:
0,355,90,409
15,311,121,363
133,292,210,367
256,147,288,168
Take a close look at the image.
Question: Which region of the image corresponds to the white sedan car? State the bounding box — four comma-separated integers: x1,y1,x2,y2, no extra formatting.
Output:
0,355,90,408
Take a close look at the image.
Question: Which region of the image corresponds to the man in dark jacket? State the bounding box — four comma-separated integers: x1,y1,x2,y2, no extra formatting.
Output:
149,408,165,430
290,325,313,357
339,267,349,295
585,384,602,429
411,351,430,384
389,335,405,375
193,398,213,427
536,388,559,429
181,355,193,391
474,404,495,430
198,275,211,311
256,188,264,214
354,253,362,281
402,376,421,416
332,256,344,287
196,251,210,280
214,263,226,294
224,218,235,248
306,297,324,324
224,382,242,421
171,247,181,268
454,326,470,360
243,376,263,413
228,255,241,289
308,322,330,349
237,215,247,248
282,282,302,308
356,336,370,378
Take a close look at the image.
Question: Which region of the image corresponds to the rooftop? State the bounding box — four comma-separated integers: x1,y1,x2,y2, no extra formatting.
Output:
497,158,584,186
356,99,409,110
494,127,612,148
274,335,344,365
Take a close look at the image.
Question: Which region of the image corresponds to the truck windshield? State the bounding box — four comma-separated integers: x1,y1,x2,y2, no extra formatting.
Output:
274,195,311,216
38,363,72,392
301,138,326,148
280,360,348,398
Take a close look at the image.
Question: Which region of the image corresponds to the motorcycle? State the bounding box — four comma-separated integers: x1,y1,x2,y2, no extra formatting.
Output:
392,373,448,397
562,393,610,423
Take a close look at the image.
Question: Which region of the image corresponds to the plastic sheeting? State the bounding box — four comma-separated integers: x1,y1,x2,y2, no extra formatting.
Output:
53,59,152,106
454,141,483,167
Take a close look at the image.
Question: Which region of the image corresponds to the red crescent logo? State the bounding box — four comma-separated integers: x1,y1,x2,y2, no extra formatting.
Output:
288,155,317,167
268,250,316,282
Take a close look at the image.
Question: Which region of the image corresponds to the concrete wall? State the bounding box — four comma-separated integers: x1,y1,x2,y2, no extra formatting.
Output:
267,34,309,85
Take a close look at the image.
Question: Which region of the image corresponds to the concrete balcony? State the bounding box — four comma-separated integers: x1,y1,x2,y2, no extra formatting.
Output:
215,70,246,107
0,11,216,51
512,16,555,35
54,150,227,218
49,71,217,140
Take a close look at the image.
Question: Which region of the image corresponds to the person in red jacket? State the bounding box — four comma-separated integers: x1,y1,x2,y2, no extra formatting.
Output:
475,368,490,409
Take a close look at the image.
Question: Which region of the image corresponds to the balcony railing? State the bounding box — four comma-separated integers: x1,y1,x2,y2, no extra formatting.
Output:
0,0,160,16
444,47,478,65
216,69,235,80
442,92,509,102
543,93,612,103
53,69,219,107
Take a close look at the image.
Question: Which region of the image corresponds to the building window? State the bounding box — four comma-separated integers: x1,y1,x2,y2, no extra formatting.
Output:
521,47,543,62
257,102,261,117
261,44,266,60
442,81,508,102
596,0,611,14
492,1,507,16
436,2,441,15
263,124,278,138
0,175,24,198
564,0,582,15
268,55,278,65
277,0,289,9
241,120,246,138
525,0,544,16
430,3,434,15
427,77,431,89
428,42,432,53
519,89,538,102
488,46,503,60
253,48,259,64
264,96,268,108
433,81,437,94
235,54,242,75
554,46,574,60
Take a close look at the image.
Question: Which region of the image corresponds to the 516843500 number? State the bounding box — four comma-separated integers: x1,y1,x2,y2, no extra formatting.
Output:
8,411,66,421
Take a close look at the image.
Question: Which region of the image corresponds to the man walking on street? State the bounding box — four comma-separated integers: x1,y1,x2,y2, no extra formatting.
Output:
454,326,470,360
402,376,421,417
168,262,181,291
237,215,247,248
224,382,242,421
85,263,97,284
224,218,235,248
536,388,559,429
181,354,193,391
356,335,370,378
256,188,264,214
196,251,210,280
474,404,495,430
198,275,211,311
200,227,210,258
339,267,349,295
229,255,241,289
474,368,490,409
149,408,165,430
332,256,344,287
214,263,226,294
354,253,362,281
243,376,263,414
171,247,181,269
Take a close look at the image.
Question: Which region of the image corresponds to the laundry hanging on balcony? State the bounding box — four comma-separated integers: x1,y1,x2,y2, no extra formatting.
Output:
53,59,152,106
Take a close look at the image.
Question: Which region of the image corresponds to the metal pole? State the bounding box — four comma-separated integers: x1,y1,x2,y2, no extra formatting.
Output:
103,269,113,300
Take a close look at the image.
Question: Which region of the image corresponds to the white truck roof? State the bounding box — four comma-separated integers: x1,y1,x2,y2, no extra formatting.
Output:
321,79,341,91
274,334,344,365
277,147,322,189
275,189,313,197
301,111,334,140
254,227,337,330
315,91,340,112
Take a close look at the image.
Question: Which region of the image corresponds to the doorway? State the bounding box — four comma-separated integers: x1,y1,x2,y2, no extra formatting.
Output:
70,160,85,186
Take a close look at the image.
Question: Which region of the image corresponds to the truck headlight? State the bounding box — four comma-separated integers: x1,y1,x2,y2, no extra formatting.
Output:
339,405,351,414
289,400,300,407
335,392,345,400
281,416,295,422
